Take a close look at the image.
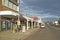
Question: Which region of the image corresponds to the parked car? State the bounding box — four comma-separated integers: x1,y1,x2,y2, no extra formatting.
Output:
40,24,45,29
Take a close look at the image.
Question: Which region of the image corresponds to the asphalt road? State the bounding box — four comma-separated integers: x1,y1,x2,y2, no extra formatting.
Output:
24,26,60,40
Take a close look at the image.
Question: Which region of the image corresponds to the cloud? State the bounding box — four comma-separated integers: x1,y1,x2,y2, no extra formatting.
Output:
20,0,24,4
22,0,60,15
20,0,60,21
41,15,59,18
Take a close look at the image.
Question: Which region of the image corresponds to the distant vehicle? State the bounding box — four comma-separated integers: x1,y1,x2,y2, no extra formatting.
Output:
40,24,45,29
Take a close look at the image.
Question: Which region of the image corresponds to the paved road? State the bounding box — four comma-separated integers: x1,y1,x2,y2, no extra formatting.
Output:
24,26,60,40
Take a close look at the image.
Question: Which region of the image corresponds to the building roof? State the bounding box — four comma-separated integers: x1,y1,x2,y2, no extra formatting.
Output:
31,16,39,20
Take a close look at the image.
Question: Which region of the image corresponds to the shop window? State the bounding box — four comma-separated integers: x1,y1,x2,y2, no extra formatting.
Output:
2,21,6,29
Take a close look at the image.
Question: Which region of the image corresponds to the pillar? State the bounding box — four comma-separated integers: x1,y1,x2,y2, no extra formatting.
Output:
31,20,33,29
36,22,38,28
34,21,36,28
0,0,2,31
0,16,1,31
11,19,14,30
6,21,7,31
11,22,13,30
37,22,39,27
27,19,29,30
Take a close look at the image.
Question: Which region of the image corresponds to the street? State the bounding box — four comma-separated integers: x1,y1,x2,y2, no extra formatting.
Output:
24,25,60,40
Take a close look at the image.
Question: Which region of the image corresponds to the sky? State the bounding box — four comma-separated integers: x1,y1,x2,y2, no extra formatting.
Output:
20,0,60,22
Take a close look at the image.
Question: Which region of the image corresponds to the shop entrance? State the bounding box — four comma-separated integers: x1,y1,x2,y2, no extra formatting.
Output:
7,21,12,30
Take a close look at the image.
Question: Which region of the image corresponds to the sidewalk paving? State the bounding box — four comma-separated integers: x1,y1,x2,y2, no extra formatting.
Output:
0,28,39,40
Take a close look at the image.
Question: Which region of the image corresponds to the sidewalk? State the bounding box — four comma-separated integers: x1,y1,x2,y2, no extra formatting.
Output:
0,28,39,40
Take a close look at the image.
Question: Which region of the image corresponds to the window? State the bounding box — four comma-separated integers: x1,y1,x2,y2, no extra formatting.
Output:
2,0,9,7
2,0,5,6
17,6,19,11
14,0,17,3
8,2,13,9
9,0,17,3
2,21,6,28
4,0,9,7
8,0,18,6
12,4,17,10
15,5,17,10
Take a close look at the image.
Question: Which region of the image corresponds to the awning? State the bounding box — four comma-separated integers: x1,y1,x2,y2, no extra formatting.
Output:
0,11,19,16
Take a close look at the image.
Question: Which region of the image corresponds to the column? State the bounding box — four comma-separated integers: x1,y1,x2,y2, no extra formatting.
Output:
0,16,1,31
36,22,38,27
6,21,7,31
31,20,33,29
34,21,36,28
11,19,14,30
27,19,29,30
11,22,13,30
37,22,39,27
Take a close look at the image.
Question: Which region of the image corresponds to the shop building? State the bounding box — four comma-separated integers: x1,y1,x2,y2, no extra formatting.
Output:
0,0,20,31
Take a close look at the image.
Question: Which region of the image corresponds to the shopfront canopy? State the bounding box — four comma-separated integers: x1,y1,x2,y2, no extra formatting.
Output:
0,11,19,16
22,15,32,21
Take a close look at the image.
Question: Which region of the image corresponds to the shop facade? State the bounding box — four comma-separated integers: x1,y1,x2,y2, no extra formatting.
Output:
0,11,19,31
0,0,20,31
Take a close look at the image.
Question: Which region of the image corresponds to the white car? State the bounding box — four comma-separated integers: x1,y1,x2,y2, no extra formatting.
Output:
41,25,45,27
40,25,45,29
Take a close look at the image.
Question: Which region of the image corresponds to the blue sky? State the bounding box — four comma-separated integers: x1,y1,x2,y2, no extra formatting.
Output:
20,0,60,22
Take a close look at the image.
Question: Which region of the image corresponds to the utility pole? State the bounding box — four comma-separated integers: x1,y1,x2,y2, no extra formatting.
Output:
17,0,21,32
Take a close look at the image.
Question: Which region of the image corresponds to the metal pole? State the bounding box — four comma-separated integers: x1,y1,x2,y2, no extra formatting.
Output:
17,0,20,25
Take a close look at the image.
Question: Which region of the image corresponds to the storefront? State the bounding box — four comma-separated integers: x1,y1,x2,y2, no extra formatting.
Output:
1,20,12,31
0,11,19,31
